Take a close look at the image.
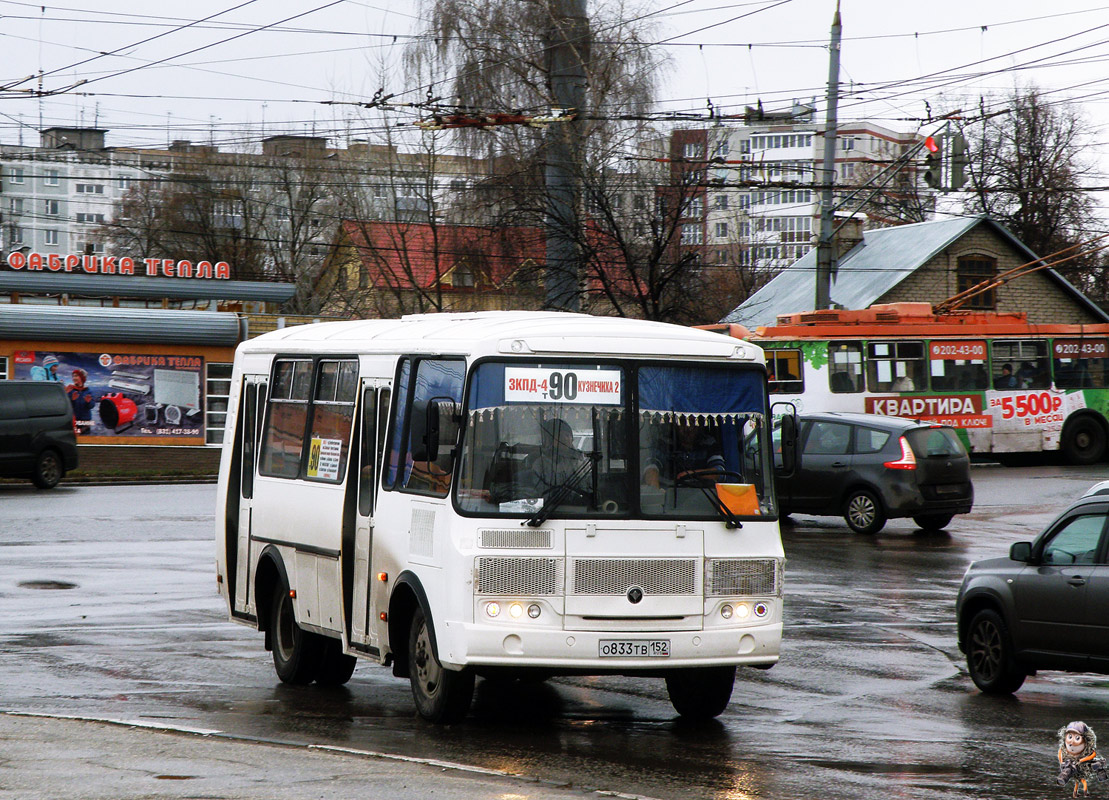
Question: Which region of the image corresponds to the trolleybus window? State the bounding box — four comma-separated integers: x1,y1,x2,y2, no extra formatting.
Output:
1053,339,1109,389
767,349,802,394
928,340,988,391
828,342,863,393
867,341,925,393
992,340,1049,390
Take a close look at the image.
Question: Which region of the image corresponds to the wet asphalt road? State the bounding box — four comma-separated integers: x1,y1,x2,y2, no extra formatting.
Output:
2,464,1109,799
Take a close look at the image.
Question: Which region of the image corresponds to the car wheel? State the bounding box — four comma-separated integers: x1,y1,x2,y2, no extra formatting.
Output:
912,513,954,531
965,608,1026,694
665,666,736,720
32,449,64,489
409,605,474,723
1062,417,1107,465
844,489,885,534
271,580,324,685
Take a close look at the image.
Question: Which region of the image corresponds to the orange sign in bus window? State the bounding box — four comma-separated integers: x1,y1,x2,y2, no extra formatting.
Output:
929,341,986,360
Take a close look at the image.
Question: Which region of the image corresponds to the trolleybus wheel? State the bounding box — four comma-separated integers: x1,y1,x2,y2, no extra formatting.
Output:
1062,417,1107,465
409,605,474,723
665,666,736,720
270,580,324,685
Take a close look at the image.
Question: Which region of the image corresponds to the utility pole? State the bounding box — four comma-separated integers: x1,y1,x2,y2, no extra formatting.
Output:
544,0,589,312
814,1,842,311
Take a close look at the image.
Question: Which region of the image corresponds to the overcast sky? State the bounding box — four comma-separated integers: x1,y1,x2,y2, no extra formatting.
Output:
1,0,1107,174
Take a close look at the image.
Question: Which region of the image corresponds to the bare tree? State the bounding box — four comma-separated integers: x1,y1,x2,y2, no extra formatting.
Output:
963,87,1102,296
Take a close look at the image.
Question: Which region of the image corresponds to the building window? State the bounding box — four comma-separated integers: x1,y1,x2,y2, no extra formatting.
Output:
44,169,59,186
682,142,705,159
9,226,23,244
44,199,59,216
687,196,703,219
714,194,729,210
715,222,729,238
9,198,22,215
205,363,233,446
76,183,104,194
840,137,855,151
85,241,105,254
0,355,7,379
633,194,647,210
44,229,59,246
118,175,133,189
680,223,703,245
957,255,998,310
76,213,105,224
9,167,24,184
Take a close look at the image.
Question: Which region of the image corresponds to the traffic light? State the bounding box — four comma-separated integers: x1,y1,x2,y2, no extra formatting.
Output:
922,135,943,190
949,132,968,189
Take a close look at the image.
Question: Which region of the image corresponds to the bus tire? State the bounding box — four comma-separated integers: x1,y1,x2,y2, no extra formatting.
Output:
408,605,474,723
270,581,324,685
844,489,885,534
913,513,954,531
315,638,357,686
665,666,736,720
1062,416,1107,465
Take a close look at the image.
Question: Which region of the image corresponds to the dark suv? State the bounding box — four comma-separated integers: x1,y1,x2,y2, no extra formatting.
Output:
957,484,1109,694
775,412,973,534
0,380,78,489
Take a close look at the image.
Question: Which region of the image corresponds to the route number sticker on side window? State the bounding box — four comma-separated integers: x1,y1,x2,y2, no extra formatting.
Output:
504,367,621,404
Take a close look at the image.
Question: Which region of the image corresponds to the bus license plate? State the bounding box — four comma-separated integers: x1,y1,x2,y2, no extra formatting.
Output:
598,640,670,658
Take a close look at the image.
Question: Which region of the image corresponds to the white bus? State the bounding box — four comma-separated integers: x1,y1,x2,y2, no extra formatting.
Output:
215,311,791,722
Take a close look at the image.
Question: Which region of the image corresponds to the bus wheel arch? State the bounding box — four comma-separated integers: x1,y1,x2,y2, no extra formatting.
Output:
1061,413,1108,465
388,572,430,680
254,546,288,648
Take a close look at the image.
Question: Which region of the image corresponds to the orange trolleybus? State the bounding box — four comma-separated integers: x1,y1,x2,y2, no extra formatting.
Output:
704,302,1109,465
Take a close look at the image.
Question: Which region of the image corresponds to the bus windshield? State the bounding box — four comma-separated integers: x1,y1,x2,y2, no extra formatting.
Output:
455,360,774,521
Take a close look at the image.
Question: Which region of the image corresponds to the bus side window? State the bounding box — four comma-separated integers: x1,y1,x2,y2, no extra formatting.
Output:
767,349,803,394
397,359,465,497
867,341,925,393
259,359,312,479
828,342,863,394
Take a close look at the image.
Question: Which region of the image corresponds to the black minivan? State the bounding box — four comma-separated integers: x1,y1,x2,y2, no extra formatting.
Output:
775,412,973,534
0,380,78,489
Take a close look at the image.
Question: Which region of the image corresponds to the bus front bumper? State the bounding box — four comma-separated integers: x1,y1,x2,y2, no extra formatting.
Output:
436,621,782,671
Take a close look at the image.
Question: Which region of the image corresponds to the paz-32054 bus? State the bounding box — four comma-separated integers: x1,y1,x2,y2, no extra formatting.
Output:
215,311,792,722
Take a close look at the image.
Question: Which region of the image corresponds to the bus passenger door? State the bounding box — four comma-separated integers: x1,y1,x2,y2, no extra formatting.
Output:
350,381,390,652
233,377,264,617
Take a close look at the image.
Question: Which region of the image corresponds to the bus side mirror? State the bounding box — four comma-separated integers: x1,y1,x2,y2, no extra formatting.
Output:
776,413,798,477
423,397,460,462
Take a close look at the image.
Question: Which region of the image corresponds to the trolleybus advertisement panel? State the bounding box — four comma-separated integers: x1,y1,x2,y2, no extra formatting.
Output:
13,350,205,438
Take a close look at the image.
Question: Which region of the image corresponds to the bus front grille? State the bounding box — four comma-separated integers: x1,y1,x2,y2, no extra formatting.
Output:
475,557,563,596
478,529,553,549
706,558,780,596
571,558,698,595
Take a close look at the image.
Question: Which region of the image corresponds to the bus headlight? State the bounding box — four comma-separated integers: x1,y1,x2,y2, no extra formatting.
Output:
734,603,751,619
720,604,733,619
485,602,501,618
528,604,542,619
509,602,524,619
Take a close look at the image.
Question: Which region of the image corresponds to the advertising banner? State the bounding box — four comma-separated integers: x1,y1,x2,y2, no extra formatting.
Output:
12,350,205,438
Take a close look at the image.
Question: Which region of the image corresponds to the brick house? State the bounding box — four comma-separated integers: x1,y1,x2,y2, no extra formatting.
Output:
723,215,1109,329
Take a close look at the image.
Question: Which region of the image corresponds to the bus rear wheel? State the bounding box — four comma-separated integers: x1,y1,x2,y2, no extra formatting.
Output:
316,638,357,686
408,606,474,723
271,581,324,685
665,666,736,720
1062,417,1107,465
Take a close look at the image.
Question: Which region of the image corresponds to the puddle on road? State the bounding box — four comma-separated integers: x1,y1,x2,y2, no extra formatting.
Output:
18,581,78,590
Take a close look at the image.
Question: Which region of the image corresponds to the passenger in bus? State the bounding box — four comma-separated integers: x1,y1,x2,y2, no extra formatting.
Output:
524,418,591,500
1017,361,1040,389
643,421,726,489
891,373,916,392
995,363,1019,389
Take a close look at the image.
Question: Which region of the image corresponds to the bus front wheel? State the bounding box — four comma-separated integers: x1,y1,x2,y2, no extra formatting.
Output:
271,581,324,685
665,666,736,720
408,606,474,723
1062,416,1107,465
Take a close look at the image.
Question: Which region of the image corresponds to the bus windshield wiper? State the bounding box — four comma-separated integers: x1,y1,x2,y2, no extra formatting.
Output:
525,452,599,527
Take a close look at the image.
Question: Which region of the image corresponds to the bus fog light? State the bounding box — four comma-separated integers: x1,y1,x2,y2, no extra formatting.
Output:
527,604,541,619
486,602,500,618
720,604,733,619
754,602,769,618
734,603,750,619
509,602,524,619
